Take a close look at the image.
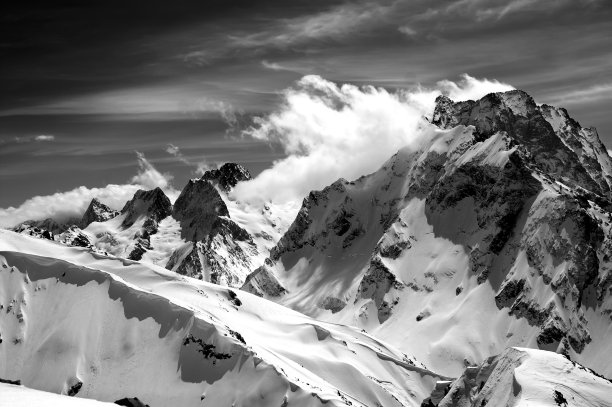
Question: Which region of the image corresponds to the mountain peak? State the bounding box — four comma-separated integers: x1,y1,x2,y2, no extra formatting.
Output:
201,163,252,191
120,187,172,228
173,179,230,241
80,197,119,228
432,89,612,197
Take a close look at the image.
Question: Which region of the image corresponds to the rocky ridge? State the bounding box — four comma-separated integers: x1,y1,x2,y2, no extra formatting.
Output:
167,165,259,285
242,89,612,377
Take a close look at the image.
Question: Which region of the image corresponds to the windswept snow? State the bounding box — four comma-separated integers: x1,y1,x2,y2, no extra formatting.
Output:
0,230,443,407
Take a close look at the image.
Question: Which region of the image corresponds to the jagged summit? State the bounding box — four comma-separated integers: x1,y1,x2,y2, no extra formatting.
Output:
120,187,172,228
172,179,230,241
169,177,256,285
433,89,612,198
80,198,119,228
201,163,252,191
243,89,612,377
13,217,78,236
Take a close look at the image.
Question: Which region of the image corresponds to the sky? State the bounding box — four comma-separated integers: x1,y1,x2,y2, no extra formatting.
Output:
1,0,612,214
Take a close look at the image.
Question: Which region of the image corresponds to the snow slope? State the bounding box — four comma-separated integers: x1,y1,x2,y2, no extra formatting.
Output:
0,230,443,407
427,347,612,407
243,90,612,378
0,382,117,406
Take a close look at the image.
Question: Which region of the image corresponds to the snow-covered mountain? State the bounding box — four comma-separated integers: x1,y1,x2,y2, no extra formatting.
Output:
11,164,292,288
0,230,444,407
243,90,612,378
3,89,612,406
421,347,612,407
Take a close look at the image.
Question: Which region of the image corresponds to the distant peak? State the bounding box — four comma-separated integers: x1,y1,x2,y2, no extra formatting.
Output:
121,187,172,228
81,197,119,228
201,163,252,191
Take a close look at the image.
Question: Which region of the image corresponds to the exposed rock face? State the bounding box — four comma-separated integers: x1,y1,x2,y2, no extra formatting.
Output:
432,90,612,198
423,348,612,407
119,188,172,260
80,198,119,228
168,177,258,286
121,187,172,229
242,260,287,297
246,89,612,376
12,222,54,240
201,163,252,192
356,257,404,323
58,226,92,248
115,397,150,407
12,217,78,237
173,179,230,242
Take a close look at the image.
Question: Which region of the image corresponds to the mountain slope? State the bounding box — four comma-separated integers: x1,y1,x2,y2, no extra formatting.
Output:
423,347,612,407
0,230,443,407
243,90,612,377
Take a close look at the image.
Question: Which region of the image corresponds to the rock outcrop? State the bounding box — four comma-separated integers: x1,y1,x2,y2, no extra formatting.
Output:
80,198,119,228
167,175,258,286
201,163,252,192
243,89,612,377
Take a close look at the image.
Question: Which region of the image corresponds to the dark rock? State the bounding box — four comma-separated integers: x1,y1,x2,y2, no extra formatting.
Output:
58,225,92,248
80,198,119,228
121,188,172,228
319,297,347,313
201,163,252,192
379,240,410,259
173,179,229,241
67,379,82,396
114,397,150,407
242,265,287,297
553,390,568,407
356,257,403,323
127,238,151,261
432,90,607,196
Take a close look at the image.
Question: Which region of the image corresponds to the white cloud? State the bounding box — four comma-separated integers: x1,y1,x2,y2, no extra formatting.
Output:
1,86,237,126
608,149,612,157
233,74,514,204
130,151,174,190
165,143,191,166
0,152,176,228
398,25,417,37
164,143,215,176
34,135,55,142
10,134,56,143
438,74,515,102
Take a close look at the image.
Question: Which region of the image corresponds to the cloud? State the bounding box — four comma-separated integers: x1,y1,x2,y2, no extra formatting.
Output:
1,85,238,126
34,135,55,142
164,143,215,175
0,151,176,228
543,83,612,106
130,151,173,190
608,149,612,157
233,74,514,203
415,0,592,23
231,2,392,49
165,143,191,166
438,74,515,101
398,25,417,37
8,134,56,144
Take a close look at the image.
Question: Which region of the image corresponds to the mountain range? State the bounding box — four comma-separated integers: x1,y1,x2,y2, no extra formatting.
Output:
3,89,612,407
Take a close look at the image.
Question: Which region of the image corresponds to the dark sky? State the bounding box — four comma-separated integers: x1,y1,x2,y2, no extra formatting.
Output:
1,0,612,207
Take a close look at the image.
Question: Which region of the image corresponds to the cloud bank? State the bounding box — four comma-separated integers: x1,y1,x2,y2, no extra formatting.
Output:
233,74,514,203
0,152,175,228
